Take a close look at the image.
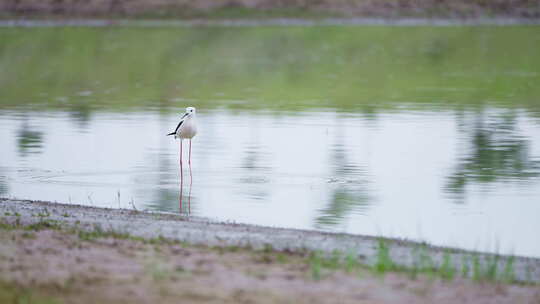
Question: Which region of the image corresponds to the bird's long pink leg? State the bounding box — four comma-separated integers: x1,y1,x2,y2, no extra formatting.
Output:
189,139,192,166
179,139,183,213
188,139,192,213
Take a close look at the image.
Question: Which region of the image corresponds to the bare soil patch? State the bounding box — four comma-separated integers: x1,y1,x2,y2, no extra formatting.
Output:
1,198,540,284
1,0,539,19
1,227,540,304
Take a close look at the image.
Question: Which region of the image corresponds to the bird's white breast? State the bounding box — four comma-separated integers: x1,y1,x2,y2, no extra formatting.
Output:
178,117,197,139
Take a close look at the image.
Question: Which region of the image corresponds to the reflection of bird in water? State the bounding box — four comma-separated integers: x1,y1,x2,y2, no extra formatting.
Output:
167,107,197,213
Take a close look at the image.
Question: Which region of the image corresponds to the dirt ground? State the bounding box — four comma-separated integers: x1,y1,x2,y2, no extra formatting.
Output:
1,227,539,304
1,0,539,19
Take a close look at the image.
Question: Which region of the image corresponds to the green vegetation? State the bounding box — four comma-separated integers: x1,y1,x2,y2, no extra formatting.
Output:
485,255,500,281
134,7,337,19
76,225,131,241
374,239,400,273
0,217,62,231
502,256,516,283
0,281,60,304
344,252,361,273
25,220,62,231
440,251,456,280
308,252,323,280
1,26,539,115
461,255,470,277
0,218,528,284
472,254,482,281
308,250,351,280
74,224,173,244
364,238,521,284
21,231,36,239
144,260,185,282
35,210,51,218
1,0,538,20
0,221,14,230
306,250,367,280
414,244,436,278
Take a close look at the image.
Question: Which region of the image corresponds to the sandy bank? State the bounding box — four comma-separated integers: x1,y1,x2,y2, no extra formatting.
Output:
1,198,539,284
1,0,539,20
2,228,540,303
1,17,540,27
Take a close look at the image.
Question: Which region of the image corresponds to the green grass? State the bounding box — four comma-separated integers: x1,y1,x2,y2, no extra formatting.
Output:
0,218,62,231
308,251,323,280
472,254,482,281
485,255,500,281
275,252,289,264
307,250,359,280
0,6,341,20
76,224,141,242
370,239,521,284
0,221,14,230
25,220,62,231
21,231,36,239
461,255,470,278
463,253,518,283
33,209,51,218
344,252,360,273
134,7,340,20
0,218,527,284
502,256,515,283
1,26,539,115
374,239,397,273
440,251,456,281
0,280,61,304
145,261,180,282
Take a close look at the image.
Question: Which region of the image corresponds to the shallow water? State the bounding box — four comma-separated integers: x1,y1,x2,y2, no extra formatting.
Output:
1,26,540,257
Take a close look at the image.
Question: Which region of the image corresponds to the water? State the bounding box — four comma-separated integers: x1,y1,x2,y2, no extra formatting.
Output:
1,25,540,258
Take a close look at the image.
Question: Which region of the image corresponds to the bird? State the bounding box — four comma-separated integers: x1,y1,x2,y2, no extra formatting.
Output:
167,106,197,142
167,107,197,213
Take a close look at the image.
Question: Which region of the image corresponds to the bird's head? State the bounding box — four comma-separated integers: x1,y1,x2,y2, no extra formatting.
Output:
186,107,196,115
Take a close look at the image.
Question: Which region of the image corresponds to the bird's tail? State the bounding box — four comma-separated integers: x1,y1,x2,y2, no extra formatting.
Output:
166,132,176,136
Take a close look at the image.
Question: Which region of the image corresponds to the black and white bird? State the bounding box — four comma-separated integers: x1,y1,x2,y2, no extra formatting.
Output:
168,107,197,212
167,106,197,142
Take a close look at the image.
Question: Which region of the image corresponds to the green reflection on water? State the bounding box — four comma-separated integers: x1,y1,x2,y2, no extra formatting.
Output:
316,120,371,228
447,109,540,199
1,26,540,113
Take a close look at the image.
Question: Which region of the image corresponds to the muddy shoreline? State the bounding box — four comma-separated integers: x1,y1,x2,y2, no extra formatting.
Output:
2,226,539,303
1,17,539,27
1,198,539,283
1,0,539,20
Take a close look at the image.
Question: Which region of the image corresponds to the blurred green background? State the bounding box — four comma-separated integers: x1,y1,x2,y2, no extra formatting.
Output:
1,26,539,114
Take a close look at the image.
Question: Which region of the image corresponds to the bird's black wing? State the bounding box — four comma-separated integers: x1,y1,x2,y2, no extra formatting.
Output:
167,113,189,136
